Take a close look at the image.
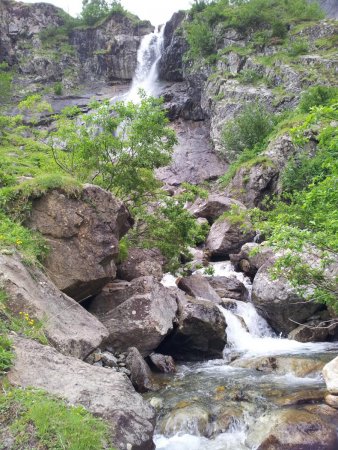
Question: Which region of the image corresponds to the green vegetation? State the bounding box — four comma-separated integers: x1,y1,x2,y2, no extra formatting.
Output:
0,388,115,449
221,103,276,162
298,85,338,112
0,62,13,107
185,0,323,60
81,0,125,26
53,82,63,96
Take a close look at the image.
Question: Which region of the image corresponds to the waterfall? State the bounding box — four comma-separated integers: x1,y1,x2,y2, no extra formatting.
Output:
126,25,165,103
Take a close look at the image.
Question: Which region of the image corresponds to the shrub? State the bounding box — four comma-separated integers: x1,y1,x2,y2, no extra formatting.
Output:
288,38,309,56
299,86,338,113
186,21,215,59
221,103,276,161
54,82,63,96
238,68,263,84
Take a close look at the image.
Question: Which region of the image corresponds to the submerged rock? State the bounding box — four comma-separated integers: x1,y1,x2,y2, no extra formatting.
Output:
159,293,226,361
0,253,108,359
8,337,156,450
26,184,133,302
246,409,338,450
89,276,178,356
160,404,210,437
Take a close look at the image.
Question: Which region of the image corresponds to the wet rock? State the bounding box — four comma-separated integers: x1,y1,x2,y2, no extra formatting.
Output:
252,261,323,335
274,390,325,406
0,253,108,359
160,404,210,437
189,194,244,223
26,184,133,302
117,247,165,282
177,273,221,303
89,276,178,356
230,242,274,277
288,320,338,343
213,405,244,435
206,215,255,258
148,353,176,374
207,276,248,301
159,294,226,361
304,404,338,427
126,347,156,393
325,394,338,409
246,409,338,450
323,357,338,394
220,299,238,310
8,337,156,450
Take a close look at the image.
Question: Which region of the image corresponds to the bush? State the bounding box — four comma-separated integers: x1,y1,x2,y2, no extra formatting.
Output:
238,68,263,84
299,85,338,113
221,103,276,161
81,0,125,26
186,21,215,59
288,38,309,56
54,82,63,96
0,62,13,107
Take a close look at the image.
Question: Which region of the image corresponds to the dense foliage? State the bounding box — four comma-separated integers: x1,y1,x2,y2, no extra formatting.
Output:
81,0,125,26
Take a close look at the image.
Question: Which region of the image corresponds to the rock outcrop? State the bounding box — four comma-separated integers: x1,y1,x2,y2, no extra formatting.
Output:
26,185,133,301
230,242,274,278
9,337,156,450
0,253,108,359
159,293,226,360
190,194,244,223
89,276,178,356
207,276,248,301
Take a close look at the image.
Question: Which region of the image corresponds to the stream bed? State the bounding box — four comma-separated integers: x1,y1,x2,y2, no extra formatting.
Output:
150,262,338,449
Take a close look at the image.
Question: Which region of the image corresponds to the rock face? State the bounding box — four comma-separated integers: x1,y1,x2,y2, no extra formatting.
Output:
159,294,226,360
190,194,244,223
318,0,338,18
0,253,108,359
177,273,221,303
207,276,248,301
206,216,255,258
117,248,164,282
126,347,155,393
246,409,338,450
230,242,274,277
9,337,156,450
89,276,178,356
252,262,323,335
26,185,133,301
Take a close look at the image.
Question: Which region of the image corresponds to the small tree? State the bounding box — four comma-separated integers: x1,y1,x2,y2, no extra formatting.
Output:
81,0,123,26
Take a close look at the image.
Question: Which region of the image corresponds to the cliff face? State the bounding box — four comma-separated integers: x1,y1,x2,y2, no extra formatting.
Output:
318,0,338,18
0,0,152,96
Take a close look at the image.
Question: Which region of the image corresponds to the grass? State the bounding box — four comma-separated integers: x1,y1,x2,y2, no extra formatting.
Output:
0,388,116,450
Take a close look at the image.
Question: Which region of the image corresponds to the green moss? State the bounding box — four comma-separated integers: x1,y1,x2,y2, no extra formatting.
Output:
0,388,116,450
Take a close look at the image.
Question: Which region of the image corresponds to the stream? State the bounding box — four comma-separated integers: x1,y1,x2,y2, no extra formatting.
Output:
153,262,338,449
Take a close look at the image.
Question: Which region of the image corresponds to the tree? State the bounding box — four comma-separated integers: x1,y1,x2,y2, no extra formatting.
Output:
81,0,123,26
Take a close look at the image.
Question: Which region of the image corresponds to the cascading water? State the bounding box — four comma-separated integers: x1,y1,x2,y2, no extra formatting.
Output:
126,25,164,102
154,261,338,449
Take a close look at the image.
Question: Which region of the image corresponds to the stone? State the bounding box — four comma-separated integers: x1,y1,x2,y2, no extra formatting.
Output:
323,357,338,394
101,352,118,368
206,216,255,258
126,347,156,393
159,294,226,361
189,194,244,223
207,276,248,301
325,394,338,409
26,185,133,301
252,261,323,335
0,253,108,359
230,242,274,277
160,405,210,437
89,276,178,356
288,321,338,343
176,273,221,303
8,337,156,450
117,248,164,282
246,409,338,450
89,279,133,315
148,353,176,373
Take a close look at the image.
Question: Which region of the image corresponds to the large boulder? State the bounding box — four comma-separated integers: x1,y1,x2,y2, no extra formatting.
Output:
189,194,244,223
117,248,165,282
207,276,248,301
323,357,338,395
230,242,274,277
246,409,338,450
177,273,221,303
26,184,133,301
159,294,226,360
89,276,178,356
148,353,176,373
8,337,156,450
0,253,108,359
206,216,255,258
252,262,323,335
126,347,156,393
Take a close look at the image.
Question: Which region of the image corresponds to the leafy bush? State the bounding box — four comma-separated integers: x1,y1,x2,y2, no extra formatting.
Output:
0,62,13,107
54,82,63,96
221,103,276,161
288,38,309,56
81,0,125,26
299,85,338,112
186,21,215,59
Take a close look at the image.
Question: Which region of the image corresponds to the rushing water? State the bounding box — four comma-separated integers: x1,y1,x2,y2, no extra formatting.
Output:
154,261,338,449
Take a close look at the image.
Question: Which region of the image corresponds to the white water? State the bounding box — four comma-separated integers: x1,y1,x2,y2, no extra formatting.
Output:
126,25,164,102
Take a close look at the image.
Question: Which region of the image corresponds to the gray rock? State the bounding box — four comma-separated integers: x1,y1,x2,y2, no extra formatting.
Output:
177,273,222,303
126,347,156,393
207,276,248,301
230,242,274,277
190,194,244,223
159,294,226,361
117,248,165,282
246,409,338,450
8,337,156,450
148,353,176,373
26,184,133,301
90,279,133,315
0,253,108,359
323,357,338,395
101,352,118,368
252,262,323,335
89,276,178,356
160,404,210,437
206,216,255,258
288,320,338,343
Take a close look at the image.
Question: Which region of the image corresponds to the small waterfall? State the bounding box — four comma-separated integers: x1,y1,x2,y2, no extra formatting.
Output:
126,25,164,102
